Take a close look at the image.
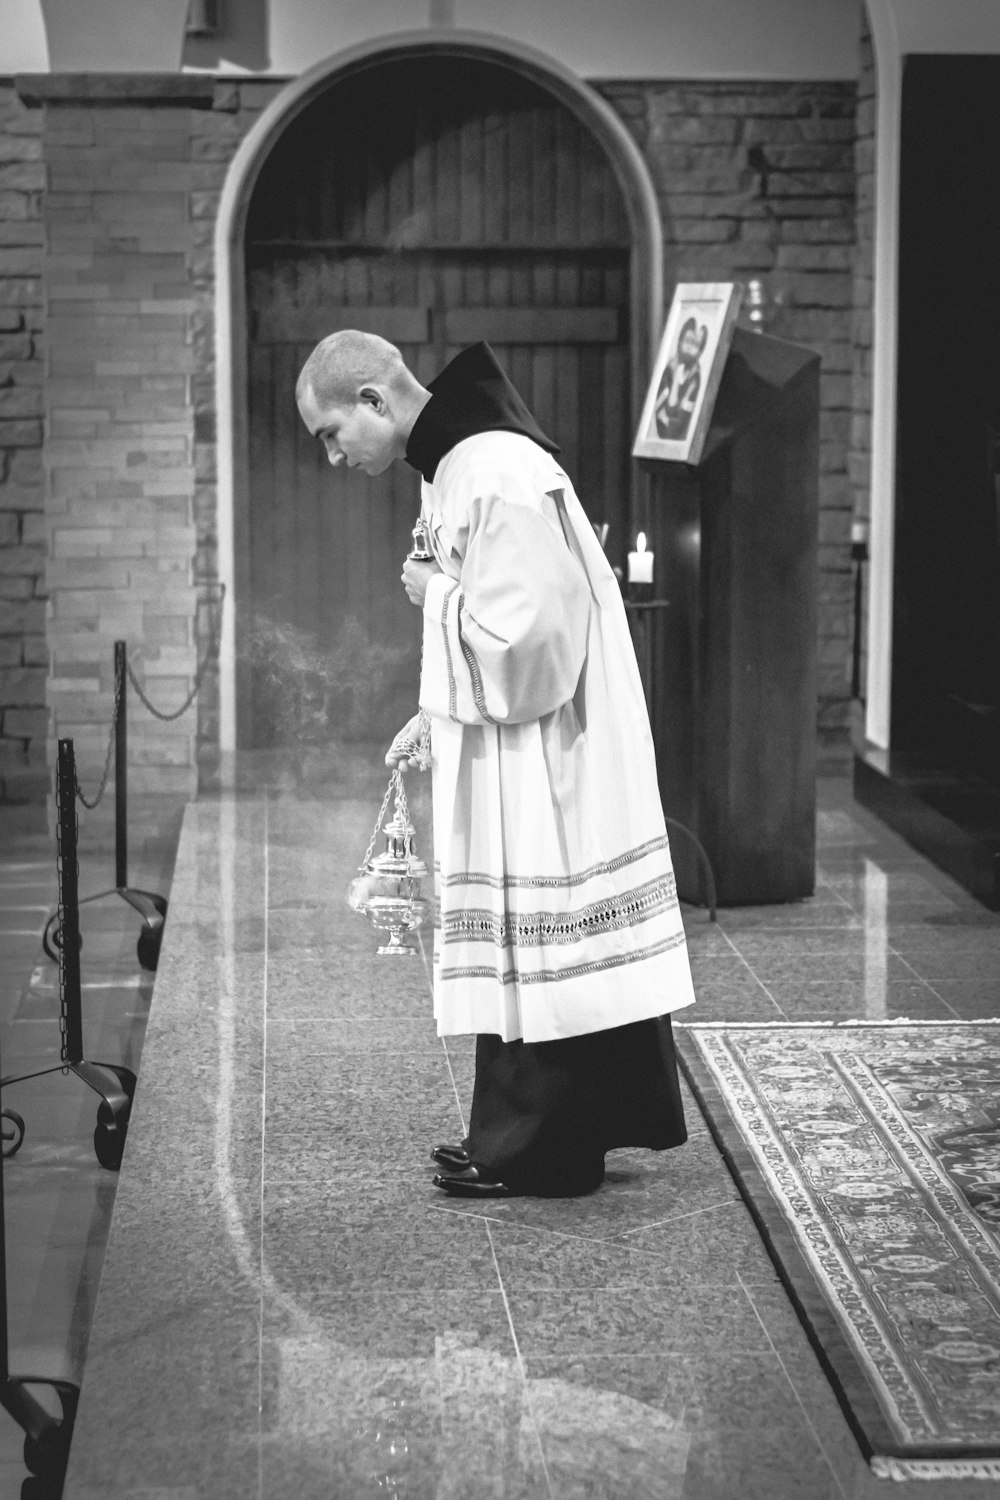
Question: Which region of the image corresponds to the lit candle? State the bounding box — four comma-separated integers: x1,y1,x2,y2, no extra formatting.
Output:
850,518,869,562
627,532,654,585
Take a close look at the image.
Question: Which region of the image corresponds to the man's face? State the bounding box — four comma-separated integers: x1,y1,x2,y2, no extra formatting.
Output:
297,384,400,476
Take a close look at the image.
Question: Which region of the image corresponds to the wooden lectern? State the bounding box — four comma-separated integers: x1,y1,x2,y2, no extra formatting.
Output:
637,326,820,905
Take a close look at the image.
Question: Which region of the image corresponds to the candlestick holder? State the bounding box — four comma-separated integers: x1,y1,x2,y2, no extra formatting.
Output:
408,518,433,562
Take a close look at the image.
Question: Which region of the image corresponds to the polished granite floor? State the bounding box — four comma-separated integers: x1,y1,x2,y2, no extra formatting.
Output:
2,774,999,1498
0,800,178,1498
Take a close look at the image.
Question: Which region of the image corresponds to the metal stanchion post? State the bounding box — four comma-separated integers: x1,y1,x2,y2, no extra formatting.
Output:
110,640,168,970
850,522,869,702
43,591,223,973
0,740,148,1485
43,643,168,972
0,1024,79,1489
115,638,128,893
5,741,136,1171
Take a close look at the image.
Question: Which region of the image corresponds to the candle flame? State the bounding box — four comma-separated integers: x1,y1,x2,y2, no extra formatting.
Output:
637,532,646,552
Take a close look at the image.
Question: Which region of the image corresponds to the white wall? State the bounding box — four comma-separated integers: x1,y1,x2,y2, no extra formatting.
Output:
890,0,1000,51
270,0,860,80
0,0,49,71
2,0,861,78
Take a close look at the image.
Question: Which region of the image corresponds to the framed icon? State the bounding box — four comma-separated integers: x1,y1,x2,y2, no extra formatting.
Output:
633,282,743,466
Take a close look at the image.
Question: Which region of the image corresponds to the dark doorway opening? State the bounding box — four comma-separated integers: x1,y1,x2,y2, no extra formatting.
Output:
894,54,1000,777
856,55,1000,906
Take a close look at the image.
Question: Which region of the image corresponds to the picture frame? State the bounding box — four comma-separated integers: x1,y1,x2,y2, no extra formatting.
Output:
632,282,744,466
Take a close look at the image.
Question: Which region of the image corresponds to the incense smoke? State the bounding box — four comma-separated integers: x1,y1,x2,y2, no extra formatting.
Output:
244,613,412,750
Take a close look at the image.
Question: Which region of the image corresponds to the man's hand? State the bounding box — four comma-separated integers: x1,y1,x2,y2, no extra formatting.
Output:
386,713,423,773
401,556,442,607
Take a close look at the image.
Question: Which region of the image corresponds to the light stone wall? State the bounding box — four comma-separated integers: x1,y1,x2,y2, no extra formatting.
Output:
0,84,46,804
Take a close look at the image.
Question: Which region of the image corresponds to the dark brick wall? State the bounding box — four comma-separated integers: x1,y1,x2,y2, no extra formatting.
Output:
849,12,875,724
597,78,857,773
0,83,46,804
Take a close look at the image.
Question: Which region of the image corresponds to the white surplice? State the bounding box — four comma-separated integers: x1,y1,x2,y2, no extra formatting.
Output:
417,430,696,1044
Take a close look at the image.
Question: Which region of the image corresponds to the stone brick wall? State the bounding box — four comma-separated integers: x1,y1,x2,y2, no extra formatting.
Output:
597,78,857,772
0,84,46,804
16,75,273,834
0,74,286,822
36,84,202,838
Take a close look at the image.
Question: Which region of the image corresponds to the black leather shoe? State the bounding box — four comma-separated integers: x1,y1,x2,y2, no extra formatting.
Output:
432,1165,511,1198
430,1142,471,1172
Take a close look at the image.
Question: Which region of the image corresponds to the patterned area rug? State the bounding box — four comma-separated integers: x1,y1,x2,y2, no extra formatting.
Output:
676,1021,1000,1481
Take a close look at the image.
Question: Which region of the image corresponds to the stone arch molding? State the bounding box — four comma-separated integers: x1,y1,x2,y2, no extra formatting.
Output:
214,28,664,766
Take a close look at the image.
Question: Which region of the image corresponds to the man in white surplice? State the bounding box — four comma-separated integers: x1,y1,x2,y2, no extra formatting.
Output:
297,330,696,1198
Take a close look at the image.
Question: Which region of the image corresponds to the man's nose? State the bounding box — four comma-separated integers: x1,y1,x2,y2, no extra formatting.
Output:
327,446,344,467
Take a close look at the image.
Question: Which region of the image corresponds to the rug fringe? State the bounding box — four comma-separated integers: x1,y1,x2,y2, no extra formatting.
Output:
678,1018,1000,1030
871,1456,1000,1481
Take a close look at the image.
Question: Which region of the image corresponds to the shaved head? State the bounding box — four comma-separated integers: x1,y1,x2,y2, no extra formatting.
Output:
295,328,431,474
296,329,409,408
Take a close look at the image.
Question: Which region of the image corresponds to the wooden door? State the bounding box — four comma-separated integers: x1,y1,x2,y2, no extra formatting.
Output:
243,56,632,750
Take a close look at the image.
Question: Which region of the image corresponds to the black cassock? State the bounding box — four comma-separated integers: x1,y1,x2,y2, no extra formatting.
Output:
466,1016,687,1196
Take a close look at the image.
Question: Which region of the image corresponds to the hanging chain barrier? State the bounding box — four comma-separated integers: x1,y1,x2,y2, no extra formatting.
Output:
125,582,226,723
72,585,225,809
73,661,123,812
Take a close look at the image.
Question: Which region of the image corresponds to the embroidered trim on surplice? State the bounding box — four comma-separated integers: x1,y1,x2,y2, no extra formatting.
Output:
456,595,498,724
440,929,689,986
442,872,678,949
441,581,460,722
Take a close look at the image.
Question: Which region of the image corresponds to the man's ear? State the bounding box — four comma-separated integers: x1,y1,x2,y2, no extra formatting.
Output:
359,384,386,413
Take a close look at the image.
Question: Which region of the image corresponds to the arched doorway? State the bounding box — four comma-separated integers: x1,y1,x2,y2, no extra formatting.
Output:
216,33,663,763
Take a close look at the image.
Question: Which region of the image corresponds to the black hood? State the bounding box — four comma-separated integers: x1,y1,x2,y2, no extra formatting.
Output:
405,342,559,483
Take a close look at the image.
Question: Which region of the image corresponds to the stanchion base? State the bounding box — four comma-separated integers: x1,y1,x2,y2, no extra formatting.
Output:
73,1061,135,1171
1,1063,136,1170
1,1110,24,1159
0,1377,78,1487
42,886,168,972
118,887,167,970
